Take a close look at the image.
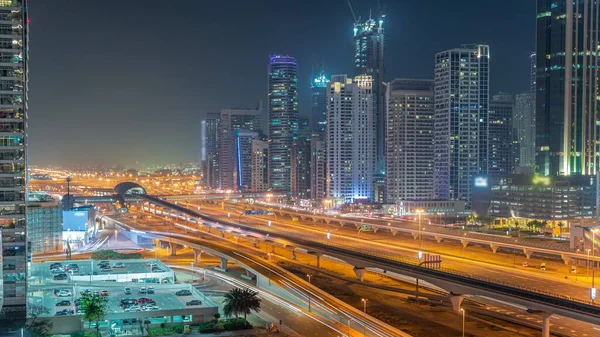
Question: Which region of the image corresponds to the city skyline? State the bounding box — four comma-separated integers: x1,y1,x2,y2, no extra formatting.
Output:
28,0,534,166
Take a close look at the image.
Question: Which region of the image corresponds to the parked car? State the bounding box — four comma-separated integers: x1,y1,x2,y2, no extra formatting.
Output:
138,287,147,294
147,286,155,294
124,305,141,312
175,290,192,296
50,263,62,269
143,305,159,311
56,300,71,307
56,289,72,297
100,290,109,296
50,268,64,274
152,266,165,272
93,291,100,296
113,262,125,268
186,300,201,306
99,267,111,272
55,309,74,316
120,298,138,307
76,309,84,315
124,287,132,295
53,273,68,281
137,297,153,304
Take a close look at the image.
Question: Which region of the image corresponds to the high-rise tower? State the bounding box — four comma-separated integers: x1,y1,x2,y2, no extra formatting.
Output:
488,94,514,182
0,0,28,329
434,45,490,204
326,75,374,203
386,79,435,201
268,55,298,193
311,71,328,138
201,113,220,189
353,15,385,178
536,0,600,176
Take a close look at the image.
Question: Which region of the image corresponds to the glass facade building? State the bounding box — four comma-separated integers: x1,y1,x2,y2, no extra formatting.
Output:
268,55,298,193
311,71,328,138
200,113,220,189
536,0,600,176
488,94,514,182
434,44,490,205
0,0,28,330
26,201,62,254
385,78,435,201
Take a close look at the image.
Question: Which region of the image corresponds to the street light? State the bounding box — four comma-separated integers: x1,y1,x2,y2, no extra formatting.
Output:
306,274,312,284
461,308,465,337
361,298,368,313
588,249,592,279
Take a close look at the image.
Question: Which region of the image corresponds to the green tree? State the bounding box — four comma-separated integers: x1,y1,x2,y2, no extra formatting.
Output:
80,291,109,336
213,312,221,322
223,288,261,325
25,304,53,337
557,222,565,235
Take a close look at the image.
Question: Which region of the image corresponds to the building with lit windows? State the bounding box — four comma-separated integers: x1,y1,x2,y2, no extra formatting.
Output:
488,93,514,183
310,136,326,204
326,75,374,203
514,93,536,169
434,44,490,206
26,200,62,254
0,0,28,329
234,129,261,191
250,139,269,192
219,106,262,191
311,71,328,137
385,78,434,201
268,55,298,193
536,1,600,176
291,118,311,199
353,15,385,179
201,113,220,189
487,174,596,226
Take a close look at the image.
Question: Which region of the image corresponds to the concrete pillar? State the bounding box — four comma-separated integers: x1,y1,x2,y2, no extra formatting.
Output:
449,294,464,313
434,235,443,243
316,254,322,268
460,239,469,248
412,232,419,240
560,253,572,265
373,227,379,233
391,229,398,236
490,243,499,253
220,230,225,238
353,267,366,282
527,309,551,337
219,257,228,270
292,251,297,261
168,242,177,256
354,223,361,230
193,249,202,263
252,239,258,248
523,248,532,259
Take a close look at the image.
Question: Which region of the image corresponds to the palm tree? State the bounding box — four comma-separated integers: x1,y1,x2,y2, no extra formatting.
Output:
223,288,261,325
557,222,565,235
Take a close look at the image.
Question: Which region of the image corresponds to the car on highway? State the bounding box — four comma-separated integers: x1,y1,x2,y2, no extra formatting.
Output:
100,290,109,296
124,287,132,295
50,262,62,269
124,305,141,312
540,263,547,270
147,286,155,294
186,300,201,306
53,273,68,281
56,300,71,306
175,290,192,296
55,309,74,316
113,262,125,268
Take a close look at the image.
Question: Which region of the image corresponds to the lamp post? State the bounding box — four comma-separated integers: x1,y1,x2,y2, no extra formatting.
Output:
588,249,592,279
306,274,312,284
361,298,368,313
461,308,465,337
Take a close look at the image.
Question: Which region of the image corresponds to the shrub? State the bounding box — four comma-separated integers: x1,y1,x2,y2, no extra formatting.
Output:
90,250,142,260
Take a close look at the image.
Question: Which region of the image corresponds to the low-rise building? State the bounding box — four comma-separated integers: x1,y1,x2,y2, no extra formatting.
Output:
384,200,467,217
27,201,62,253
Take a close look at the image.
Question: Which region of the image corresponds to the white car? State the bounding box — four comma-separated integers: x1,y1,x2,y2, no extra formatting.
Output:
124,305,141,312
56,290,72,297
143,305,159,311
113,262,125,268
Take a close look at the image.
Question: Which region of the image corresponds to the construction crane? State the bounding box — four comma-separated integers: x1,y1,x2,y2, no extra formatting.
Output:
347,0,360,24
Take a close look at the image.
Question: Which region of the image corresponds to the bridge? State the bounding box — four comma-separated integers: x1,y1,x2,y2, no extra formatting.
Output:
119,194,600,336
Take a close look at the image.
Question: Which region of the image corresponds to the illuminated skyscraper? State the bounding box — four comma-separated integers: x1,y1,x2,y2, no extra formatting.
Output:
434,45,490,204
201,113,220,189
219,106,262,191
268,55,298,193
250,139,269,192
326,75,374,203
310,136,326,204
311,71,329,137
536,0,600,176
514,93,536,169
488,93,514,182
0,0,28,329
353,15,385,178
385,79,434,201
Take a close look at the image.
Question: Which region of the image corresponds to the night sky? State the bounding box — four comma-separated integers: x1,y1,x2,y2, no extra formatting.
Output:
28,0,535,167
